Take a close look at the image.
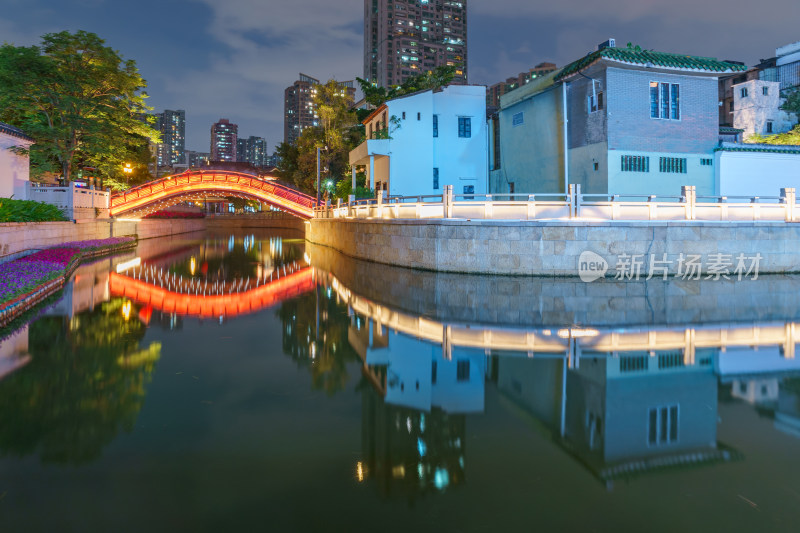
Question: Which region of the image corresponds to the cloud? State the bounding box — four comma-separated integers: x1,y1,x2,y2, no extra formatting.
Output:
169,0,364,151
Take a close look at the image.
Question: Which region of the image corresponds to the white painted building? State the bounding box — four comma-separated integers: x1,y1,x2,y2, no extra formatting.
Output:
732,79,797,139
715,143,800,196
0,122,34,199
349,85,488,198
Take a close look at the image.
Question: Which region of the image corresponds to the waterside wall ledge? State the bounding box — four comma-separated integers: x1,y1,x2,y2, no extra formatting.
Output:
307,218,800,276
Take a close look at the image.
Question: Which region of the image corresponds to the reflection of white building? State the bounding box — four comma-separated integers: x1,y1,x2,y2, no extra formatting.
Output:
496,350,725,483
351,315,485,413
0,326,30,380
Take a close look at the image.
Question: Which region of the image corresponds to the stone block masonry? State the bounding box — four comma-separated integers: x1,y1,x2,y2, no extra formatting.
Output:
307,218,800,277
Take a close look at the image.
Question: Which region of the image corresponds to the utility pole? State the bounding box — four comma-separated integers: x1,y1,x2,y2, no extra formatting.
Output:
316,146,321,205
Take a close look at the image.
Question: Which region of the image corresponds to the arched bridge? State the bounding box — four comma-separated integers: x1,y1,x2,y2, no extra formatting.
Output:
110,170,316,219
109,263,314,319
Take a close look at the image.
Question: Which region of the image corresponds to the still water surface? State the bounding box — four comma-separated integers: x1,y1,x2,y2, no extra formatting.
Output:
1,229,800,532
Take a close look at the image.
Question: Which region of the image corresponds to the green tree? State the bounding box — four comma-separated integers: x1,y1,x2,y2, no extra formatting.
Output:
356,64,459,107
0,30,159,184
748,89,800,145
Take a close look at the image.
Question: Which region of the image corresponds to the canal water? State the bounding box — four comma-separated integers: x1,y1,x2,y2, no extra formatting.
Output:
1,228,800,532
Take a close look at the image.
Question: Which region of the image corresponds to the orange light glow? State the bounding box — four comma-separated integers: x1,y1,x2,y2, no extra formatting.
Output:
109,268,314,319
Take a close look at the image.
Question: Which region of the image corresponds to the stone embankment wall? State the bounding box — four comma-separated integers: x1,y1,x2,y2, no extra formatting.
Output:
307,218,800,276
0,219,204,260
306,241,800,328
205,215,305,232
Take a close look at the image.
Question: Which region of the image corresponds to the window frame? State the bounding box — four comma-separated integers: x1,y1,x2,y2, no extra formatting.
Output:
457,116,472,138
650,81,681,121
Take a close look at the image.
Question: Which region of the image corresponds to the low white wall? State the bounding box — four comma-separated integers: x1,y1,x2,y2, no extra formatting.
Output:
716,147,800,197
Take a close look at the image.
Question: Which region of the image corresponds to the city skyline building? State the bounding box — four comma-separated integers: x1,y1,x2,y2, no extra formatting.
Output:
363,0,468,89
154,109,186,169
210,118,238,162
487,63,558,108
284,74,356,145
237,136,269,167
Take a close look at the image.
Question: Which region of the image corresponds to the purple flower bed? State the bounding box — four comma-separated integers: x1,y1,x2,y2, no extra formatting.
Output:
60,236,136,250
0,236,137,306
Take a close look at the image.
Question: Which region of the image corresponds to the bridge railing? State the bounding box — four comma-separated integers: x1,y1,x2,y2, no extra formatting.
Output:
314,185,800,223
110,170,315,216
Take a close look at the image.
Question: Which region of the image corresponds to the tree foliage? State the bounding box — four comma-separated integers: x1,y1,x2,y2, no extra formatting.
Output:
276,79,362,196
0,31,159,185
356,64,459,107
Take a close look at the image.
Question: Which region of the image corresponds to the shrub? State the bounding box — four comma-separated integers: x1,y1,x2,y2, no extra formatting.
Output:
0,199,67,222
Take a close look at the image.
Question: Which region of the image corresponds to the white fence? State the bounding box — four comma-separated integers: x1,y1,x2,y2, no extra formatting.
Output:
26,182,110,220
315,185,800,223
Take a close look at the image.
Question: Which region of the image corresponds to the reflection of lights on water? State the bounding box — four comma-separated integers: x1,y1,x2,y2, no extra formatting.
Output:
116,257,141,273
310,343,316,359
406,417,412,433
392,465,405,479
417,437,427,457
420,413,425,433
356,461,366,482
557,328,599,339
121,301,132,321
434,468,450,490
190,257,196,275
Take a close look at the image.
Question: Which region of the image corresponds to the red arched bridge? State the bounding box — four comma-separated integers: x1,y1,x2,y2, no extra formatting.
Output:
109,263,314,319
110,170,316,219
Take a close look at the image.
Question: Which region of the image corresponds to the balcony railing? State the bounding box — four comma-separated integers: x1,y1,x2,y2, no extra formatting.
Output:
314,185,799,223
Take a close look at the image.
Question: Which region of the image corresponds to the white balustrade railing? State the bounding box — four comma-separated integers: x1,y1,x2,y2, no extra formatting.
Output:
314,185,800,223
25,182,110,220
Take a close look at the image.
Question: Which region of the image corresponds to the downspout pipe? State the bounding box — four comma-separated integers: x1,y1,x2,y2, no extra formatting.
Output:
562,81,569,194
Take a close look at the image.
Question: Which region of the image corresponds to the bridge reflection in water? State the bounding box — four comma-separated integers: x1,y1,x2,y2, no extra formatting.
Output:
286,262,800,495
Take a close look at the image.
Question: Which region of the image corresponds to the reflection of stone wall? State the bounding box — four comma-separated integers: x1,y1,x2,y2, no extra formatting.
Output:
307,241,800,328
205,215,305,232
307,218,800,276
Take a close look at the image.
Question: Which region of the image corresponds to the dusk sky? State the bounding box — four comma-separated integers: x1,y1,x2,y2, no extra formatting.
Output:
2,0,798,153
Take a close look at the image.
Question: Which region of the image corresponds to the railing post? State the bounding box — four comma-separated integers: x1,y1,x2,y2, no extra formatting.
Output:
348,194,355,218
781,187,796,222
526,194,536,220
377,190,384,218
336,198,342,218
485,194,493,219
681,185,696,220
568,184,575,218
444,185,453,218
575,184,581,218
68,182,76,220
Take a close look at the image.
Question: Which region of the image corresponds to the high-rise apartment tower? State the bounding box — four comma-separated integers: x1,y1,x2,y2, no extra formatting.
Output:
284,74,356,145
364,0,468,88
154,109,186,169
210,119,238,162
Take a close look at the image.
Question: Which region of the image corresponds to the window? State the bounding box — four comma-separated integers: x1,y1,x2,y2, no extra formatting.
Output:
767,120,774,134
659,157,687,173
650,82,680,120
432,361,437,384
648,405,679,445
433,167,439,190
512,112,524,126
763,86,769,96
492,118,500,169
456,360,470,381
621,155,650,172
730,101,734,112
593,162,599,171
458,116,471,138
740,87,749,98
433,114,438,137
417,112,421,120
463,185,474,198
588,91,604,113
402,111,406,120
620,355,648,372
701,158,713,166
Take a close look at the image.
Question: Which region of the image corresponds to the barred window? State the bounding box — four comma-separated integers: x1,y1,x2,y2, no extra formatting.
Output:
433,167,439,190
648,405,679,445
700,158,713,166
512,112,524,126
659,157,687,173
458,116,471,138
621,155,650,172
